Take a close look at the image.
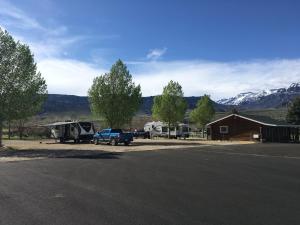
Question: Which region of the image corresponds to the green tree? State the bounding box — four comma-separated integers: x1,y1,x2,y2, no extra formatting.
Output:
0,29,47,145
286,97,300,125
88,59,142,128
12,44,47,139
152,80,187,138
190,95,215,137
0,29,17,146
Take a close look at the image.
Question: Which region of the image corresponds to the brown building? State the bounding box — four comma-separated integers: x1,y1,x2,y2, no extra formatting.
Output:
206,114,300,142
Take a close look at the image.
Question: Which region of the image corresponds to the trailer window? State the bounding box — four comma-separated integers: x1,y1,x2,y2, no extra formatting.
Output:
79,122,92,132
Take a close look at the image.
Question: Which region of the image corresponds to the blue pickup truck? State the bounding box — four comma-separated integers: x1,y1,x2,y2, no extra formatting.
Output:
93,128,133,146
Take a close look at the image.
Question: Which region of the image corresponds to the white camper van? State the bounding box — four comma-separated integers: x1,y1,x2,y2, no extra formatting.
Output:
48,121,95,143
144,121,189,139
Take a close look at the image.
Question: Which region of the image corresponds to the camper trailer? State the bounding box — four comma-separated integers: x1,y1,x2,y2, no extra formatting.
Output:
144,121,189,138
170,123,190,139
48,121,95,143
144,121,168,137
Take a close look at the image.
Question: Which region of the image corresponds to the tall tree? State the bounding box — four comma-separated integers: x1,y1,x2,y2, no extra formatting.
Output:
12,44,47,139
88,59,142,128
190,95,215,137
0,29,17,146
286,97,300,125
152,80,187,138
0,29,47,145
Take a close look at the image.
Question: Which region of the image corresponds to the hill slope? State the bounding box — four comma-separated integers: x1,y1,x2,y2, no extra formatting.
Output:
41,95,230,115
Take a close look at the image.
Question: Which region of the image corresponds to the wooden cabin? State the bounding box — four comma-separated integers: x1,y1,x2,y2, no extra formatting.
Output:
206,114,300,142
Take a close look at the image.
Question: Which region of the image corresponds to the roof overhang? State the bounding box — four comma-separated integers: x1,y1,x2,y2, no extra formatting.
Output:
206,114,300,128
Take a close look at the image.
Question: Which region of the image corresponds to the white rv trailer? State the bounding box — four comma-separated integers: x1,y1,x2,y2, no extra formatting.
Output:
47,121,95,143
144,121,189,138
144,121,168,137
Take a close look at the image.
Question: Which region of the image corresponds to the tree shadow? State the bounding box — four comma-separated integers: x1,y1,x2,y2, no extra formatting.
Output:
0,149,121,160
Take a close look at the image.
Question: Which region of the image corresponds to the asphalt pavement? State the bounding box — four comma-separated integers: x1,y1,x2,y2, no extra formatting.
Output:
0,144,300,225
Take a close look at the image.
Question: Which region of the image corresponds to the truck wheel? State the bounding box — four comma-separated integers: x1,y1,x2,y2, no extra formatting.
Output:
111,139,118,146
94,139,99,145
124,141,130,146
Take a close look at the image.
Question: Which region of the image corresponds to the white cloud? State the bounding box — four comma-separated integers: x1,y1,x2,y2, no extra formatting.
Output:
36,57,300,100
37,58,106,96
146,47,167,60
131,59,300,100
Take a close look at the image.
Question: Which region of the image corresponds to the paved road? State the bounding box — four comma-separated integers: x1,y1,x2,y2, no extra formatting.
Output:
0,144,300,225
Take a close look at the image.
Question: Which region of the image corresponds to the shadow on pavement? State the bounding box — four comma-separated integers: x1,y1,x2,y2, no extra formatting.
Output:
132,140,201,146
0,149,121,159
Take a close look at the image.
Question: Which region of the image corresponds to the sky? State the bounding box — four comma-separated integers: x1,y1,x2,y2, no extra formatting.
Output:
1,0,300,100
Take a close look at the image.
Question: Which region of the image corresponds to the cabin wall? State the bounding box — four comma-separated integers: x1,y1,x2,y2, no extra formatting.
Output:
207,115,261,141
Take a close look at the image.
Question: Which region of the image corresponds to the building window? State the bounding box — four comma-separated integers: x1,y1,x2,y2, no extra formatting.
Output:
220,126,229,134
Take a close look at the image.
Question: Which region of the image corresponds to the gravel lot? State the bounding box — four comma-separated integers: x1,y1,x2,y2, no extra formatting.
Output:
2,138,252,151
0,139,253,162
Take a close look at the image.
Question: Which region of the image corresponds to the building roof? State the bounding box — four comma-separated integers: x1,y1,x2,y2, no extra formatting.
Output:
207,113,300,128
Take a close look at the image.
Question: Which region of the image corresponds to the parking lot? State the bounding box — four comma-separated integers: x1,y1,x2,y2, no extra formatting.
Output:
0,141,300,225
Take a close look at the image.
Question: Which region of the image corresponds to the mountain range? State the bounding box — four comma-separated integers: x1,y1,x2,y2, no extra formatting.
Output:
42,95,229,115
217,83,300,109
41,82,300,115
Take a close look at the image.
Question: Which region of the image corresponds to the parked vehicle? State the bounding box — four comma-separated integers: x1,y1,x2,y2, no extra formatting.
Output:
144,121,189,139
144,121,168,137
47,121,95,143
93,128,133,146
133,129,150,139
170,123,190,139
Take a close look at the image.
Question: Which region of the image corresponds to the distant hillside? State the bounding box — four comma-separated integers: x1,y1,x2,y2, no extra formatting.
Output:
41,94,230,115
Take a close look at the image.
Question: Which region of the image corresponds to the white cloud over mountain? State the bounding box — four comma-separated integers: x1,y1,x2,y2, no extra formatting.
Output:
131,59,300,100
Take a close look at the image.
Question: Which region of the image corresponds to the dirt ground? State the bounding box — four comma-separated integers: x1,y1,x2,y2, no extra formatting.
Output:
1,138,300,163
2,138,253,152
0,138,255,162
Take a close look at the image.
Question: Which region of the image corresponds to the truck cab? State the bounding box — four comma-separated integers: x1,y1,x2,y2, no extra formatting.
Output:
93,128,133,146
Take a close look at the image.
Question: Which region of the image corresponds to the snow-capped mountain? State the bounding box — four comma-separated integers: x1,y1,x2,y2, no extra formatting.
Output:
218,91,269,105
217,83,300,108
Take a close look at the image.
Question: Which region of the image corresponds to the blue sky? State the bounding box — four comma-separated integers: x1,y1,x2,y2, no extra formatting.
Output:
1,0,300,99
